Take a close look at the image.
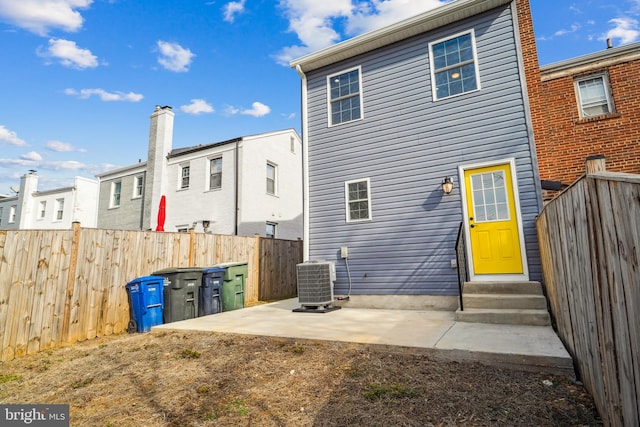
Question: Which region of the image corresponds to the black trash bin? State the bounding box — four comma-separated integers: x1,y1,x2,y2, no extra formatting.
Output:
152,267,203,323
125,276,164,332
200,267,225,316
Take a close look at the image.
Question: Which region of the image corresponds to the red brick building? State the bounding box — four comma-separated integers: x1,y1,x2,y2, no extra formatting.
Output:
531,42,640,198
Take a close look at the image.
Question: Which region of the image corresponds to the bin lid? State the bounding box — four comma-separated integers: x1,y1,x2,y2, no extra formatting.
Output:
152,267,205,275
213,262,248,268
127,275,166,286
203,267,227,273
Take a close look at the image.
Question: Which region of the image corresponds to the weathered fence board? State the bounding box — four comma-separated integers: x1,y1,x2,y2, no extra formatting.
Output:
537,167,640,427
0,226,302,362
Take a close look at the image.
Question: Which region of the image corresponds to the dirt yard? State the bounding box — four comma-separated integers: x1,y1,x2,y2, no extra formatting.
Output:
0,330,601,426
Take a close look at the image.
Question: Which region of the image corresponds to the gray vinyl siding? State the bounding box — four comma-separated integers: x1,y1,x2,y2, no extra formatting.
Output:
305,4,542,296
97,175,145,230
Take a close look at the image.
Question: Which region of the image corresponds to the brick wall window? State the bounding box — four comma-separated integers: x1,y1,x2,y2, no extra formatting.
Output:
575,73,614,118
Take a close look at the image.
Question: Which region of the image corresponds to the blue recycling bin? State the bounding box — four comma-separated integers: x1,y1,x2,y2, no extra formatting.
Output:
200,267,226,316
126,276,164,332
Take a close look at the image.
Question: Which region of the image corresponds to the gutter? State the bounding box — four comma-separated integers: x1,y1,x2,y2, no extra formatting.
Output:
295,64,310,261
235,139,239,235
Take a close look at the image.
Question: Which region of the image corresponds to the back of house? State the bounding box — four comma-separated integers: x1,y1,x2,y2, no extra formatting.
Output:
291,0,544,309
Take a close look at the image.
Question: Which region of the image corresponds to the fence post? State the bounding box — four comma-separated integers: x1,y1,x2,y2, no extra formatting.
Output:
254,234,261,302
585,154,606,175
189,228,195,267
61,221,81,342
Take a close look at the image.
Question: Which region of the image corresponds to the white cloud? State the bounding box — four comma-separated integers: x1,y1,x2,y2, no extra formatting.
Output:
180,99,214,115
275,0,448,65
156,41,195,72
21,151,42,161
224,102,271,117
38,38,99,69
65,88,143,102
46,140,86,152
0,125,26,146
554,23,581,37
600,17,640,44
0,0,92,35
223,0,246,23
241,101,271,117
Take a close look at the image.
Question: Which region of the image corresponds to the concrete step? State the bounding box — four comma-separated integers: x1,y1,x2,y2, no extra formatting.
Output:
455,308,551,326
463,281,544,295
462,293,548,310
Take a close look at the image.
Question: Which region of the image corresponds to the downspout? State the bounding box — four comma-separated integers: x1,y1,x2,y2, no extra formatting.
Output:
234,139,239,235
295,64,310,261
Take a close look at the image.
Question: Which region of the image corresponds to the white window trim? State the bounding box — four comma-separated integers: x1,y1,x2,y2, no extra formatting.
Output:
54,198,64,222
574,73,614,118
132,175,144,199
345,177,373,223
266,162,277,196
208,156,223,191
179,164,190,190
327,65,364,127
429,29,481,101
110,181,122,209
38,201,47,219
9,205,16,223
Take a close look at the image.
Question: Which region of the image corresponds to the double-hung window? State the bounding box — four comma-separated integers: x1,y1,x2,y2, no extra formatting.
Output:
345,178,372,222
575,74,614,118
210,158,222,190
266,222,276,238
55,198,64,221
111,181,121,208
9,206,16,223
0,207,3,225
134,176,144,198
266,163,276,195
430,31,480,100
328,67,363,126
39,201,46,219
181,165,190,189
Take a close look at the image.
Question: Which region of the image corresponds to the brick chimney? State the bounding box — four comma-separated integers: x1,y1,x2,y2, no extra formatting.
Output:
143,105,174,230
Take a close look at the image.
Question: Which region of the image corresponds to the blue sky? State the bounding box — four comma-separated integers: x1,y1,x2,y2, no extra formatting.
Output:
0,0,638,193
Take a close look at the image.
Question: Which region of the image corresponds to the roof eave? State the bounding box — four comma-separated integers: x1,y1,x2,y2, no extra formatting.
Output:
290,0,512,73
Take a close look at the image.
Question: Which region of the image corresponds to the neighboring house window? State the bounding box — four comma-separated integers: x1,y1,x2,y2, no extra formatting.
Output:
55,199,64,221
111,181,122,208
266,222,276,238
345,178,372,222
181,165,190,189
290,136,295,153
9,205,16,223
134,175,144,198
575,74,614,118
430,31,480,100
328,67,363,126
0,206,3,225
39,201,46,219
210,158,222,190
266,162,277,195
177,226,189,233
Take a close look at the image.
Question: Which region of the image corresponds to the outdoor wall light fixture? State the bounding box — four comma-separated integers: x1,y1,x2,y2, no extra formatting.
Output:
442,177,454,195
202,220,211,229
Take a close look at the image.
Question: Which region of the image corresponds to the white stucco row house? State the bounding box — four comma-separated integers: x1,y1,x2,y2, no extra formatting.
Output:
95,106,303,240
0,171,98,230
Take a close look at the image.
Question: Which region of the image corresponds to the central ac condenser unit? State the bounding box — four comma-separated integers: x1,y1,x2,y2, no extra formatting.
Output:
296,261,338,310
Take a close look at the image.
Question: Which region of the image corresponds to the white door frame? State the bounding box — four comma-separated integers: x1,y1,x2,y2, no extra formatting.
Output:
458,158,530,282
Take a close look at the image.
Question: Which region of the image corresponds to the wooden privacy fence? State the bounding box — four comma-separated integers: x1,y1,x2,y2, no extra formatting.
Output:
536,157,639,427
0,224,302,362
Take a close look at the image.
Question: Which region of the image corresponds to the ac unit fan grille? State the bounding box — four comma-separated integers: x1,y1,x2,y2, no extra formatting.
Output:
297,262,334,306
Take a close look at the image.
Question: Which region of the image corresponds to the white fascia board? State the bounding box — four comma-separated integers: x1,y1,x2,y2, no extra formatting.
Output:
290,0,512,73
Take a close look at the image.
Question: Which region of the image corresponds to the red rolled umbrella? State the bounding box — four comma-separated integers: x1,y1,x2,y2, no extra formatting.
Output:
156,195,166,232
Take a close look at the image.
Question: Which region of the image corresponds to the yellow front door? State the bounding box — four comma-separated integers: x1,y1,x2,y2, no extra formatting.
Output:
464,163,523,275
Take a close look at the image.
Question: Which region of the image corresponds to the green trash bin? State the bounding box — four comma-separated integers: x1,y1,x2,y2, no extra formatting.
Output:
215,262,247,311
152,267,203,323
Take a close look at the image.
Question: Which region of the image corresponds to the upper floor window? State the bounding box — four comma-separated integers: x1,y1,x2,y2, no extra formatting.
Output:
345,178,372,222
134,175,144,198
328,67,363,126
39,201,46,219
210,157,222,190
0,206,4,225
55,198,64,221
181,165,190,189
9,205,16,223
111,181,122,208
266,162,277,195
430,31,480,100
575,74,614,118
